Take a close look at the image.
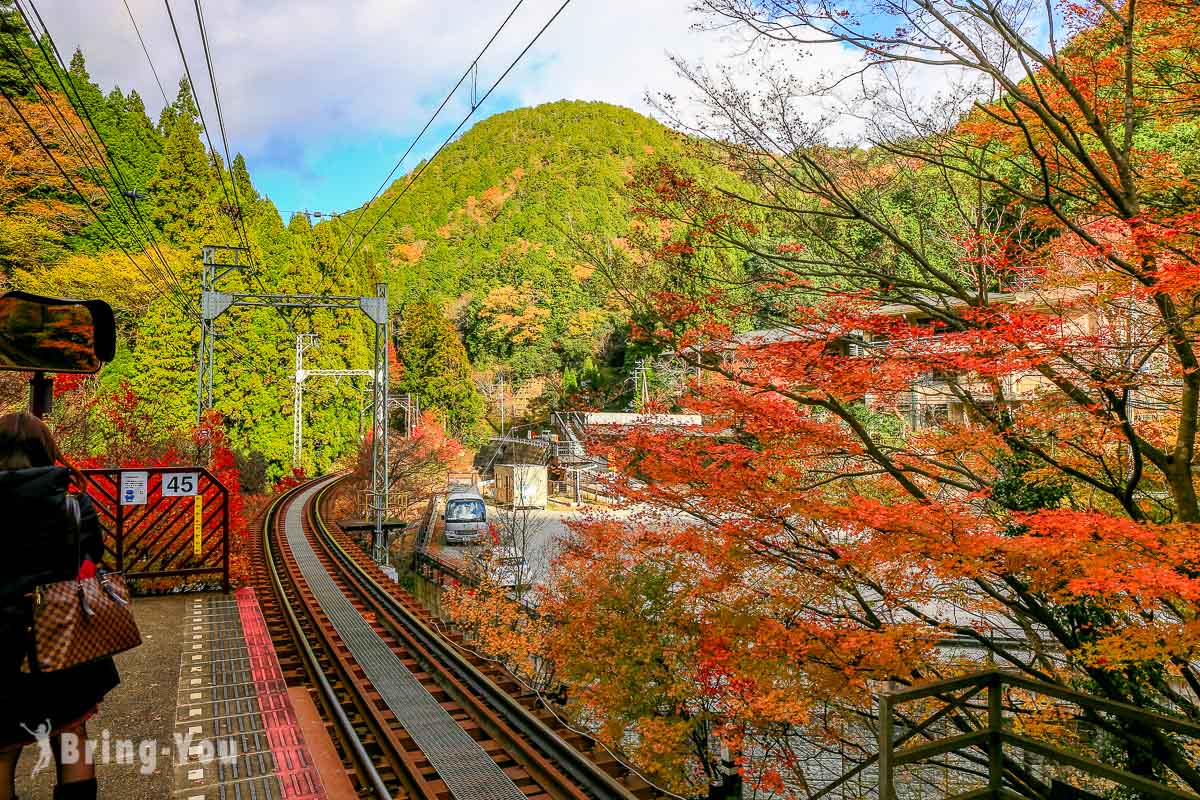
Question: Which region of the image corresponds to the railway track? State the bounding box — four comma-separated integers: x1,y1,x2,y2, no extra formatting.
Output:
257,476,645,800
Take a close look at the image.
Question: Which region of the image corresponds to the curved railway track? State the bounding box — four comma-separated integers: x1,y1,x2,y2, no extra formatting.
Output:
258,476,647,800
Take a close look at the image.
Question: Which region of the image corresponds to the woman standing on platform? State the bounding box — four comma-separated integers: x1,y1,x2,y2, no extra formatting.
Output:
0,412,119,800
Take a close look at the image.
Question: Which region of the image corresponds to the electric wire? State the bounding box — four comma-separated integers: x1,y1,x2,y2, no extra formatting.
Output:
5,9,266,370
189,0,300,335
192,0,254,261
161,0,249,256
339,0,574,270
1,22,193,316
16,0,193,305
10,3,272,390
332,0,529,264
123,0,171,108
0,83,202,328
0,60,265,370
172,0,298,334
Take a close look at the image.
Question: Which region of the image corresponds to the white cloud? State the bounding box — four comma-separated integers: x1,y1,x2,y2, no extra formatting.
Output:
43,2,729,151
35,1,885,206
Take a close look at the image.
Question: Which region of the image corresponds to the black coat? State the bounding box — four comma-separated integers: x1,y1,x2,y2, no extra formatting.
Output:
0,466,120,747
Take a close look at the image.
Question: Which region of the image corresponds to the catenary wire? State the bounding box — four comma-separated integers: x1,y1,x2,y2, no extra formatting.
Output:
2,15,193,311
161,0,249,256
9,5,279,383
339,0,573,270
192,0,254,261
16,0,193,303
4,12,267,369
123,0,171,108
332,0,529,263
0,85,202,327
171,0,298,333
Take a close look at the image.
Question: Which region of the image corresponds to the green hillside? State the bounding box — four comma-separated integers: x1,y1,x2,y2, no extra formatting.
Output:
337,100,731,380
0,14,736,474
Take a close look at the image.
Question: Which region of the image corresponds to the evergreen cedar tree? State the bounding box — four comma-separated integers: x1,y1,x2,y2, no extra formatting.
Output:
454,0,1200,795
392,300,486,443
0,0,717,478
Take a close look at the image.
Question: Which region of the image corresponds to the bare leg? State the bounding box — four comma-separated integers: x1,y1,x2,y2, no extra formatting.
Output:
53,724,94,784
0,746,20,800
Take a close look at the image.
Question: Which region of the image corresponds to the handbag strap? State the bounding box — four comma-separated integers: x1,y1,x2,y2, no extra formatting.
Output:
64,493,83,574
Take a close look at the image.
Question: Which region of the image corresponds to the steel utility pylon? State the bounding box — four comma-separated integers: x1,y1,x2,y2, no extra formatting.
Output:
197,244,391,556
197,245,250,421
369,287,390,562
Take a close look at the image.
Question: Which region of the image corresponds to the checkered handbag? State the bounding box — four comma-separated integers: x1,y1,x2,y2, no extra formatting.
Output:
27,494,142,672
30,571,142,672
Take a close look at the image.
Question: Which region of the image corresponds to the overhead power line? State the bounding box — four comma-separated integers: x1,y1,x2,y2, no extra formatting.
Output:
161,0,249,255
122,0,171,108
9,3,194,310
10,0,267,371
0,84,202,327
182,0,297,331
338,0,574,270
332,0,529,264
192,0,253,257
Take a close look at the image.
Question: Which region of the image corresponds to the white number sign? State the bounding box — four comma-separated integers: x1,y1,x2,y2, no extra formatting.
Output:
162,472,199,497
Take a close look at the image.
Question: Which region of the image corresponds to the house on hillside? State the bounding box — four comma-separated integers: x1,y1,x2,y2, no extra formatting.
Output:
659,288,1175,430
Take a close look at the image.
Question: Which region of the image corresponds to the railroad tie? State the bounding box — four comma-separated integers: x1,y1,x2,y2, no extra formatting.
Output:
286,482,529,800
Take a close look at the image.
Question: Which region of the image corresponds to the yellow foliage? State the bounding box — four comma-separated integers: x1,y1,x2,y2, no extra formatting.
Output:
570,261,595,282
566,308,606,337
391,239,426,264
478,284,549,343
12,247,179,315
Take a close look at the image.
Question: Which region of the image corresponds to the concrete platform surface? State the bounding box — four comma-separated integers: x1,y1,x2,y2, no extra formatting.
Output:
14,590,335,800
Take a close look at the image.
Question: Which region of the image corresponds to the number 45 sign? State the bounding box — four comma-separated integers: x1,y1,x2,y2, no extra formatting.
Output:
162,472,199,497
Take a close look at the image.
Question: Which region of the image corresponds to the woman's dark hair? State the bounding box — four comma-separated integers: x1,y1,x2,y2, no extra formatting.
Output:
0,411,86,486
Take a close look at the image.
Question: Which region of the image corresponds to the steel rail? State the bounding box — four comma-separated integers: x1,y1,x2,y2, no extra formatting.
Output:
262,479,393,799
310,478,640,800
294,479,525,799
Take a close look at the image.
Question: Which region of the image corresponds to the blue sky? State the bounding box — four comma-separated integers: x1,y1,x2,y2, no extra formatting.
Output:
43,1,747,217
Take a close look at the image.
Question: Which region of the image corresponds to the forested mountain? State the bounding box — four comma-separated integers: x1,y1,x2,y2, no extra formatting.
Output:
0,5,740,475
330,101,740,381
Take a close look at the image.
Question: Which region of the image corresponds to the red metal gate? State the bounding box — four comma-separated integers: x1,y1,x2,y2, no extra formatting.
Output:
82,467,230,593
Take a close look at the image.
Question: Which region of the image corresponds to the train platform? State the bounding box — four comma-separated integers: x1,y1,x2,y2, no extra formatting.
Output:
14,590,352,800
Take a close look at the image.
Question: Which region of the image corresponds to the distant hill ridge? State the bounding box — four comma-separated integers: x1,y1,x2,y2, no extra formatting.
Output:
341,100,725,380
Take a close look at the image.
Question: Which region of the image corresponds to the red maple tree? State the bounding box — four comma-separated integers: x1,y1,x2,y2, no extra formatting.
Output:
545,0,1200,793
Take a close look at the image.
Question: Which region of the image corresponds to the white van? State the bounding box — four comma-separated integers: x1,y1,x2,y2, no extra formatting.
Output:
444,487,487,545
469,546,527,588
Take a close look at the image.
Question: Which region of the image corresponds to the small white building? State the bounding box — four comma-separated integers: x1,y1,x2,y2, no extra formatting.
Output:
494,463,547,509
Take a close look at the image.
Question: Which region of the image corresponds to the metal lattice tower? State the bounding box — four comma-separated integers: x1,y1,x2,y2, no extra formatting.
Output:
197,245,250,424
368,283,389,562
629,358,650,411
389,394,420,438
198,248,392,559
292,334,318,467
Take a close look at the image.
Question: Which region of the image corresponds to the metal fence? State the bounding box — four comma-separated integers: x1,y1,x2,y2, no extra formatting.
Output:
876,670,1200,800
83,466,230,592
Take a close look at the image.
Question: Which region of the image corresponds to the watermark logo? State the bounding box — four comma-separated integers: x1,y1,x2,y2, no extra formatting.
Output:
17,724,237,776
18,720,52,776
